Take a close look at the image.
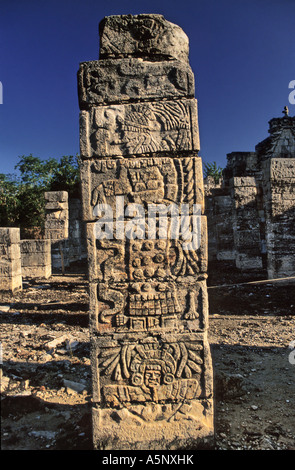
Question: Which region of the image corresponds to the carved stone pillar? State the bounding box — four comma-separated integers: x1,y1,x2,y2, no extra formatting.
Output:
78,14,214,450
0,228,22,292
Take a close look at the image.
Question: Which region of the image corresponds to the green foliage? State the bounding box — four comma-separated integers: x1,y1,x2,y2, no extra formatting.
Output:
0,173,21,227
204,161,223,184
0,154,81,238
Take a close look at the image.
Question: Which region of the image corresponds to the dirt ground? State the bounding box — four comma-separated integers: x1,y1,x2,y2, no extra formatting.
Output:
1,261,294,451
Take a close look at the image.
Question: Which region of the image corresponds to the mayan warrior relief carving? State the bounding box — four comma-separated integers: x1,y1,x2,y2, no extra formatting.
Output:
78,14,213,449
80,99,200,157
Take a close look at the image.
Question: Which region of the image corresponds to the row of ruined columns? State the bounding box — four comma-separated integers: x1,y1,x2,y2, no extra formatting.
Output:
0,191,86,290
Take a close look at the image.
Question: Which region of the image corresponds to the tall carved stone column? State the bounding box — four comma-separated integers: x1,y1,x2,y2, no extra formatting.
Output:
78,14,213,450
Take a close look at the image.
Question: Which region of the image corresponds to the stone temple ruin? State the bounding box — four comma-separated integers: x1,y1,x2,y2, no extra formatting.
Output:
78,14,214,449
205,107,295,279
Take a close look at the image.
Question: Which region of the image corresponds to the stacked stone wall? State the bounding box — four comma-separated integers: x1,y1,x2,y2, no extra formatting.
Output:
20,239,51,279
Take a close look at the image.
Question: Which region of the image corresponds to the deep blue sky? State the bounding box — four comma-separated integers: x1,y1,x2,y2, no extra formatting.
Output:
0,0,294,175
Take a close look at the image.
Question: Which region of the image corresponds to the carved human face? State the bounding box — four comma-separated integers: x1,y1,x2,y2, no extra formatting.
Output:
144,365,162,388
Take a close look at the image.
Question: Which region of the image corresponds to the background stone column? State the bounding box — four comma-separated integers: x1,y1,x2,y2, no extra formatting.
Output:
263,158,295,278
259,113,295,279
78,14,213,450
0,227,22,292
44,191,69,271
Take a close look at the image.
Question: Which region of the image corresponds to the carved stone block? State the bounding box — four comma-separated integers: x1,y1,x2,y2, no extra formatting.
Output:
20,240,51,279
0,243,20,259
79,99,200,158
0,258,22,277
80,156,204,221
44,219,69,230
44,229,68,241
89,278,209,335
86,216,208,283
78,58,195,108
0,227,21,245
90,332,213,449
44,191,68,203
21,265,51,279
99,14,189,63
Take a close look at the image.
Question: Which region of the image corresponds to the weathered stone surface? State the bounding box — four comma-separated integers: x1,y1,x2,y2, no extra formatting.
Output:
86,217,207,283
90,330,213,449
44,192,69,270
78,58,195,108
99,14,189,63
92,398,213,450
0,227,21,245
256,115,295,159
44,201,68,211
267,158,295,180
21,243,51,268
43,193,71,272
262,157,295,277
44,219,69,230
45,229,68,241
0,228,22,291
79,98,200,158
21,265,51,279
44,191,68,203
0,274,22,292
0,258,22,277
0,243,21,259
68,198,87,264
80,156,204,221
20,240,49,253
89,278,209,335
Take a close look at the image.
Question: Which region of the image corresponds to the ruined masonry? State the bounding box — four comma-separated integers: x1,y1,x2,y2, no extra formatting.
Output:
205,108,295,279
0,228,22,291
78,14,213,449
20,239,51,279
44,191,69,270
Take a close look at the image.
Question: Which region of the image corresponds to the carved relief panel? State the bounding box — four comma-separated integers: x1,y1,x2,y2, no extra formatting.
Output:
80,99,200,158
91,333,213,409
80,156,204,221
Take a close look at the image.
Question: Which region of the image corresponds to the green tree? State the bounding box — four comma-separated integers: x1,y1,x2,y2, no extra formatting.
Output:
48,155,81,196
0,173,21,226
204,161,223,184
0,154,81,238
